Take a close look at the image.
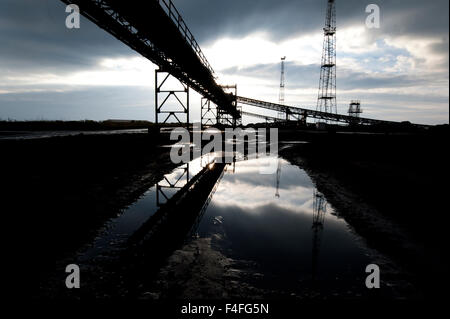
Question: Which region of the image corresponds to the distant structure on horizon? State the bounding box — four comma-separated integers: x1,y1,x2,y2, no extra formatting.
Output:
348,100,362,118
317,0,337,116
278,56,286,120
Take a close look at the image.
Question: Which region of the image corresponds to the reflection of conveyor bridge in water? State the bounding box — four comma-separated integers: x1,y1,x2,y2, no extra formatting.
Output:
156,163,190,207
127,159,228,261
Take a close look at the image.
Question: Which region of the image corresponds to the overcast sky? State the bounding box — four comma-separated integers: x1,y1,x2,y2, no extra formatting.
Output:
0,0,448,124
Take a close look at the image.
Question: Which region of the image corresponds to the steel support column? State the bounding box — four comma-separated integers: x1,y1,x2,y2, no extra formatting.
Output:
155,69,189,127
219,85,240,127
201,98,218,131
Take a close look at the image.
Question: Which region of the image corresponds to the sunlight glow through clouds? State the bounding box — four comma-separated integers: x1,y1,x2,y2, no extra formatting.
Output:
1,56,156,90
1,11,446,124
4,27,444,100
203,31,323,70
204,26,383,72
384,36,448,71
64,57,156,87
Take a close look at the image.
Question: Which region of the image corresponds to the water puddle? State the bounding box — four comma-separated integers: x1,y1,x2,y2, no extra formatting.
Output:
77,156,207,262
72,143,396,298
192,156,373,296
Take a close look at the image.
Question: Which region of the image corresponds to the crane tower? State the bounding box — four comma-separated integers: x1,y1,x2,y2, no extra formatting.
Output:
317,0,337,116
278,57,286,120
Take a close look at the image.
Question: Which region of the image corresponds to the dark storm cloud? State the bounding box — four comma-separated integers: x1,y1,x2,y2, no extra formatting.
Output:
1,0,447,73
0,0,447,124
174,0,449,44
0,0,132,73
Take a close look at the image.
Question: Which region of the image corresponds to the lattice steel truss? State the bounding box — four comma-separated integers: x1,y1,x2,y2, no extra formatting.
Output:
241,111,281,123
156,164,189,207
311,190,327,280
155,70,189,126
218,85,240,127
60,0,240,122
278,57,287,120
317,0,337,116
348,100,362,118
201,98,218,130
312,190,327,228
237,96,431,127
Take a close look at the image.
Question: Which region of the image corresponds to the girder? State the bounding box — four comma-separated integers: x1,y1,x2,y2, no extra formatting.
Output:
237,96,429,127
60,0,240,119
59,1,429,128
241,111,282,122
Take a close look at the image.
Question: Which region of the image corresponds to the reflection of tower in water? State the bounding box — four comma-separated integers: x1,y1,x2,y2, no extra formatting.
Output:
311,190,327,281
275,159,281,198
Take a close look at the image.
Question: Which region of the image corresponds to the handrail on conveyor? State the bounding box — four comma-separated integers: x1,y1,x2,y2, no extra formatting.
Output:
157,0,215,76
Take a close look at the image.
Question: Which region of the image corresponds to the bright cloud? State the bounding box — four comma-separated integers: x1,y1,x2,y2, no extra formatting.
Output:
0,0,447,124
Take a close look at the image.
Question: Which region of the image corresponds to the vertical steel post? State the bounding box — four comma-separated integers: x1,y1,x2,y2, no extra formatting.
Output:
155,69,189,128
278,57,286,120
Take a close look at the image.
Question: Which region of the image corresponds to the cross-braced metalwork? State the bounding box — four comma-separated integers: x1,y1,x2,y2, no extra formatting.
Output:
241,111,280,124
312,190,327,280
317,0,337,117
348,100,362,118
60,0,240,124
278,57,287,120
275,159,282,198
156,163,190,207
219,85,240,127
312,190,327,228
237,96,430,128
155,69,189,126
201,98,218,130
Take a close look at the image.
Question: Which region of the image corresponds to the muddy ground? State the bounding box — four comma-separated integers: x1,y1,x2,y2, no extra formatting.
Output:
278,130,448,299
1,131,179,296
3,128,445,300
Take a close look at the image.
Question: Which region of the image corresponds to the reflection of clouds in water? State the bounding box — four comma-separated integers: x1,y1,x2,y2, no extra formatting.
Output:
228,158,315,190
208,203,348,242
212,158,320,213
161,154,329,216
161,154,323,216
213,180,315,213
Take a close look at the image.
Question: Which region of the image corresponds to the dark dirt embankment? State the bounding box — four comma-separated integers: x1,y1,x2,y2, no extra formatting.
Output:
1,131,178,293
279,129,448,297
0,119,154,131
